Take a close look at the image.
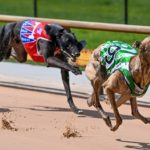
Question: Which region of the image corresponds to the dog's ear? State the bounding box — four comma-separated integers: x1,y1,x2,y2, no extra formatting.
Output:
44,24,64,37
132,41,141,48
77,40,86,52
139,37,150,52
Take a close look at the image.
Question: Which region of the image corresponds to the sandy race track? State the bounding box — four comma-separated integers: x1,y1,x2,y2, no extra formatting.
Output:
0,86,149,150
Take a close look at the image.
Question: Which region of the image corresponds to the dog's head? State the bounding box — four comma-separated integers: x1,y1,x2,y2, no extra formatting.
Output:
133,37,150,63
45,24,86,65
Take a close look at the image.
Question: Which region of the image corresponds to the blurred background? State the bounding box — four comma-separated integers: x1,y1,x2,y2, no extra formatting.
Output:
0,0,149,49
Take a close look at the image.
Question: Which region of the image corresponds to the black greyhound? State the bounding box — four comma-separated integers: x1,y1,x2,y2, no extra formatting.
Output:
0,20,86,114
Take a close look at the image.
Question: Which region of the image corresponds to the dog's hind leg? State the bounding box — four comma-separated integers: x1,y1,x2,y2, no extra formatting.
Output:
61,69,82,114
91,78,112,128
130,97,150,124
85,57,112,127
87,80,98,107
85,61,107,107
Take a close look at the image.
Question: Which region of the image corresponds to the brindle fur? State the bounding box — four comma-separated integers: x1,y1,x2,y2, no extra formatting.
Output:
85,37,150,131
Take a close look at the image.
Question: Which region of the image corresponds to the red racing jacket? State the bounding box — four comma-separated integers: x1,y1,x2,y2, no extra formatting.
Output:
20,20,51,63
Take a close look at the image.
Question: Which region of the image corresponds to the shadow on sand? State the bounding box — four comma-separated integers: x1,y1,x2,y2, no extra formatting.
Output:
0,108,10,113
116,138,150,150
27,105,134,120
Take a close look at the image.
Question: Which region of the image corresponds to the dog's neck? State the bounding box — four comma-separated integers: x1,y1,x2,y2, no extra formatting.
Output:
130,55,150,88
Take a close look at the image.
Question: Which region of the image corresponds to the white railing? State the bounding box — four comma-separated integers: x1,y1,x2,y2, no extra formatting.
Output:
0,15,150,34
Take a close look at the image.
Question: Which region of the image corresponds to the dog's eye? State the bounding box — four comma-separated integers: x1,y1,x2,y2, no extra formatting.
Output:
66,44,72,49
61,39,67,44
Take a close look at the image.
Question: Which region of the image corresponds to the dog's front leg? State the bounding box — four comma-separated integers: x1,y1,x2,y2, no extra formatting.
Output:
130,97,150,124
104,83,122,131
61,69,82,114
47,57,81,75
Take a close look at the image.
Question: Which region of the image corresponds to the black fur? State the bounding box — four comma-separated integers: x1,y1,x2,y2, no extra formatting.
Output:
0,20,86,114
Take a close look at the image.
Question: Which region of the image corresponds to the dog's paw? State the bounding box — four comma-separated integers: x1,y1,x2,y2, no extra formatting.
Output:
103,116,112,128
71,67,82,75
110,119,122,131
142,118,150,124
69,101,83,114
73,108,83,114
87,96,94,107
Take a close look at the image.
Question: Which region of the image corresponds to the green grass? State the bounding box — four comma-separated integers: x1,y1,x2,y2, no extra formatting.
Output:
0,0,149,49
0,0,150,24
72,29,148,49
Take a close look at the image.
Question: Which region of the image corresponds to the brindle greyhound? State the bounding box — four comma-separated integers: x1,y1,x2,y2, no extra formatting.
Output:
85,38,150,131
0,20,86,114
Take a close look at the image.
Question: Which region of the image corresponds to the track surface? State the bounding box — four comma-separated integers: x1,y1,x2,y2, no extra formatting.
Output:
0,86,150,150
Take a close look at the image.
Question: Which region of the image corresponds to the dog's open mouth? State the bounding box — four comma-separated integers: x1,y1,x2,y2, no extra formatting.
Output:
67,57,79,67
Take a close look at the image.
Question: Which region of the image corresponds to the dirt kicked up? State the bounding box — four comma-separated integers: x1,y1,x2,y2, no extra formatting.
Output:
0,86,149,150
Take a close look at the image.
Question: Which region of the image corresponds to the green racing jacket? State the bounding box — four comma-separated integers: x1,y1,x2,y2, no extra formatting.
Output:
100,41,149,97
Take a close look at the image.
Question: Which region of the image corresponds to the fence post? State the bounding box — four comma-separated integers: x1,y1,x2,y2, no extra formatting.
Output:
33,0,37,17
124,0,128,24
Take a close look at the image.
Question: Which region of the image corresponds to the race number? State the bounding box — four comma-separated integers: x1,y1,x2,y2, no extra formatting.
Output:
105,45,120,64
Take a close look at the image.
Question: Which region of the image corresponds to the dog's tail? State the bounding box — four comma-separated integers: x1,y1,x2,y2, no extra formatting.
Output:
0,26,5,45
0,26,6,60
0,23,17,60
